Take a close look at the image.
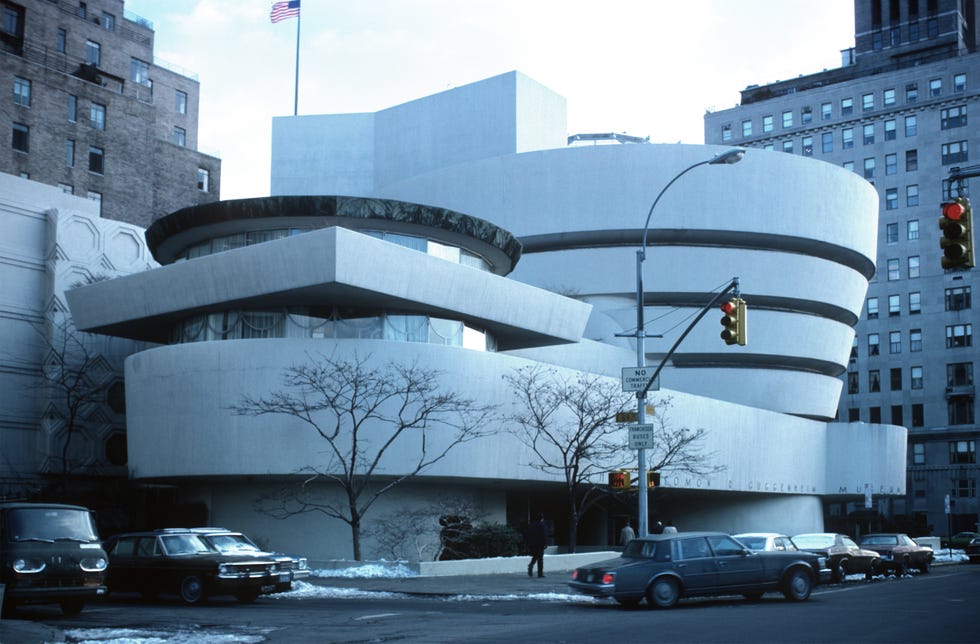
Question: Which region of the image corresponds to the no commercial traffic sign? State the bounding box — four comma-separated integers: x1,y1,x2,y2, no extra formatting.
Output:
621,367,659,392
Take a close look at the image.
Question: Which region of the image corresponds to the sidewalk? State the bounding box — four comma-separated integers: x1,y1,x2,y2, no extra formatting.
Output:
306,569,579,598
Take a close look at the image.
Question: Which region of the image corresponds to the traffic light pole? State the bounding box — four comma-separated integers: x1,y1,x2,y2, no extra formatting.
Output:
632,148,745,538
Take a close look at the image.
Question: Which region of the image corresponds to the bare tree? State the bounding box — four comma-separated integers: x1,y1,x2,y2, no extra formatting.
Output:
641,396,725,480
503,365,634,552
232,352,492,561
504,366,723,552
34,316,113,477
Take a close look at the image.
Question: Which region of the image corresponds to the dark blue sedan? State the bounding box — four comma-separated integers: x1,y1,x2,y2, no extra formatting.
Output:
568,531,825,608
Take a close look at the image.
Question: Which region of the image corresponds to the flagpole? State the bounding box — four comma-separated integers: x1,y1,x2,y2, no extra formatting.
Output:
293,8,300,116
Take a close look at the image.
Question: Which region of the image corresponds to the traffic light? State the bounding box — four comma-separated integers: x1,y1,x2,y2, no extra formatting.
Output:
608,470,631,489
719,297,747,346
647,471,661,489
940,198,975,269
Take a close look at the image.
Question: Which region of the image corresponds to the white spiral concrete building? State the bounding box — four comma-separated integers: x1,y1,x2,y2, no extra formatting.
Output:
64,72,906,561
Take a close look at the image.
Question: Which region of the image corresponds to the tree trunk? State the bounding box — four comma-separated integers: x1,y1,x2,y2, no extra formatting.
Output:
567,501,579,554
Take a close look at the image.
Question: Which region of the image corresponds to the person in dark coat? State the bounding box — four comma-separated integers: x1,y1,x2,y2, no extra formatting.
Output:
527,513,547,577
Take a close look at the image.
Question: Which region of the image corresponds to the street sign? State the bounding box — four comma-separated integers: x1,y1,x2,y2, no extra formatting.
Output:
621,367,660,392
615,405,656,423
628,424,655,450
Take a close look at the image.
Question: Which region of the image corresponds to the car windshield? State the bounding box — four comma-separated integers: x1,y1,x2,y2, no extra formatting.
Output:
862,535,898,546
8,507,99,542
793,534,834,549
208,534,261,553
161,534,214,555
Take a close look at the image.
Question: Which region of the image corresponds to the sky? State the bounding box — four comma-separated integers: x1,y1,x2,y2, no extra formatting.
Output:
123,0,857,200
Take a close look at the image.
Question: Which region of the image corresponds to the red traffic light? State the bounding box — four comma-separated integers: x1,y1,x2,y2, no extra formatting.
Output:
720,301,735,315
943,201,965,221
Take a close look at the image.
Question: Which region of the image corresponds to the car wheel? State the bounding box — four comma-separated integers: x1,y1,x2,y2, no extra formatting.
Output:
782,568,812,601
919,558,931,574
646,577,680,609
178,575,207,605
833,557,849,582
59,599,85,616
743,591,764,602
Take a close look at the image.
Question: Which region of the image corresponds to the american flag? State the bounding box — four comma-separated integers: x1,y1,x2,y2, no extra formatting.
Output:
270,0,300,23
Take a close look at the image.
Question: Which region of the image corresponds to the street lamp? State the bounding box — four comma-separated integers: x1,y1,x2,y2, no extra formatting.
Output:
634,148,745,537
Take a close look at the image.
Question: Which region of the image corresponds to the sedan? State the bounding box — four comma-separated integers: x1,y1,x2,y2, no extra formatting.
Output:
568,531,825,608
190,528,310,592
859,533,933,575
105,530,282,604
944,531,980,549
733,533,799,552
792,533,880,582
963,537,980,563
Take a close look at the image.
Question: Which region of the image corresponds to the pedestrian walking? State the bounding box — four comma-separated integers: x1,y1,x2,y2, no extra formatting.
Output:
527,513,547,578
662,520,678,534
620,520,635,546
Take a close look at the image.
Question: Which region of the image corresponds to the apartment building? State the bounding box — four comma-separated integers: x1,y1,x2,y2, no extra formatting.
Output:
705,0,979,536
1,0,220,226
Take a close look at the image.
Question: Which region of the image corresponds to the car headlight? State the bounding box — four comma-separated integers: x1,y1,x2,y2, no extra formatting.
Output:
295,557,308,570
268,563,280,574
218,563,232,575
12,558,46,573
817,556,828,568
80,557,108,572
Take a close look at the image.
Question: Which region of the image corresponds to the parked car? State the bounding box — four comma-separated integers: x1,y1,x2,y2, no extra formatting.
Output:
189,527,310,592
792,533,880,582
733,533,799,552
943,531,980,549
962,536,980,563
568,531,825,608
859,533,933,575
0,502,108,616
104,529,282,604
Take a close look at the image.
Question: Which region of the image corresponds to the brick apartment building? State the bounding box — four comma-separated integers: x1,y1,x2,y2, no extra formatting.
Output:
2,0,220,226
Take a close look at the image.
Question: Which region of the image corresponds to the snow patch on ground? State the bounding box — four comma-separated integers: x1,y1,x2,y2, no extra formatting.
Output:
63,627,269,644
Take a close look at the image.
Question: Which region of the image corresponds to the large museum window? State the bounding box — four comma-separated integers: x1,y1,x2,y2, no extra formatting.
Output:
171,308,497,352
847,371,859,394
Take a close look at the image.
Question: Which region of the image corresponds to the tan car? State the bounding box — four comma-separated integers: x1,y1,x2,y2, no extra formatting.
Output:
792,533,880,582
859,533,933,575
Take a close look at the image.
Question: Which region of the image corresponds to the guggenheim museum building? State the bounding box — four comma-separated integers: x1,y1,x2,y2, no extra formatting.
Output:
65,71,905,561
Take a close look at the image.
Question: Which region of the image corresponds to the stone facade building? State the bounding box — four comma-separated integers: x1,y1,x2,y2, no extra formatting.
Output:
1,0,220,227
705,0,980,536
